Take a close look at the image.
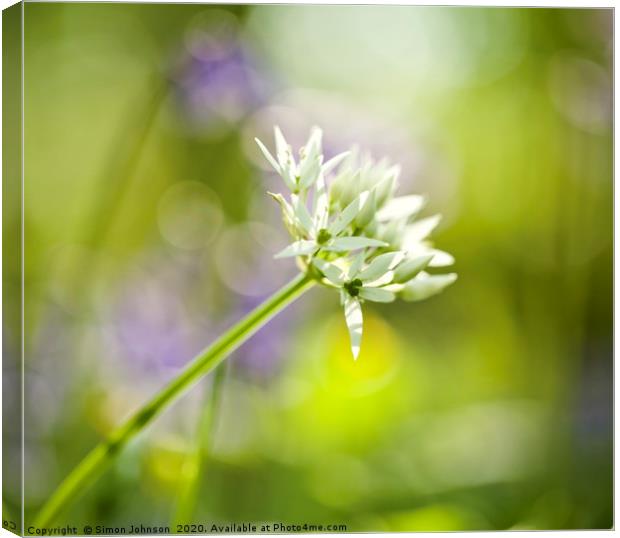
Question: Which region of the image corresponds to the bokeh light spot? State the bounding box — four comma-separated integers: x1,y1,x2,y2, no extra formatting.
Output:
157,181,223,250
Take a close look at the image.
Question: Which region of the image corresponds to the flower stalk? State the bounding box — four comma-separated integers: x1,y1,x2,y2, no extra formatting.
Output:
34,273,314,527
35,124,457,525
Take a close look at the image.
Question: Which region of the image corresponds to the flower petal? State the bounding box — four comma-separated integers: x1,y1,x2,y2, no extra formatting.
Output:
364,270,395,288
376,195,426,221
426,249,455,267
313,173,330,231
255,138,281,173
303,126,323,157
392,254,434,283
402,215,442,245
274,126,298,190
405,243,455,267
268,192,298,236
274,126,290,164
329,169,352,206
274,240,317,259
347,251,366,278
328,191,370,235
359,287,396,303
334,169,362,209
358,251,404,282
399,272,457,301
381,282,405,293
322,151,350,176
267,191,293,217
291,195,314,235
298,128,323,189
313,258,346,286
325,236,387,251
379,218,407,247
343,297,363,360
375,165,399,206
298,157,322,190
354,188,376,229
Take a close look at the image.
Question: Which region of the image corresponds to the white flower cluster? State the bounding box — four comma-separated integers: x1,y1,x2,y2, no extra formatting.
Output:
256,127,457,359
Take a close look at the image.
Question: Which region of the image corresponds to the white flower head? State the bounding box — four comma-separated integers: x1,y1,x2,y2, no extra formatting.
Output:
256,126,349,194
255,126,457,359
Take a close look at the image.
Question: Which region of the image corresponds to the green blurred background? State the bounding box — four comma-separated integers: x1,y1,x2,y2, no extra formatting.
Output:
5,4,613,532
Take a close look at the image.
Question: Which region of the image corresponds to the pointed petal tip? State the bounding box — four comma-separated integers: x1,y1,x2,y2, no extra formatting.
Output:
256,138,281,173
309,125,323,139
274,126,288,151
344,297,363,362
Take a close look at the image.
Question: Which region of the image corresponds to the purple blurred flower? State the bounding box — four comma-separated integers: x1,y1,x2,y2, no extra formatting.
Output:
228,293,303,381
172,18,272,132
113,281,196,370
104,251,215,380
103,245,300,384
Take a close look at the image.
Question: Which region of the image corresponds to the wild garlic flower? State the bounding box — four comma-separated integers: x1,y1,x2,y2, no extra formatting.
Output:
271,190,387,259
256,126,457,359
256,126,348,194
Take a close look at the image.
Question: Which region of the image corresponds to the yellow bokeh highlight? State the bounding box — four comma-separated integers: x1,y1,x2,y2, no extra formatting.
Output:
325,310,402,394
387,504,489,531
277,310,407,457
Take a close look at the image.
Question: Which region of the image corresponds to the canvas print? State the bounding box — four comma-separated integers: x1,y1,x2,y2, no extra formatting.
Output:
2,3,613,535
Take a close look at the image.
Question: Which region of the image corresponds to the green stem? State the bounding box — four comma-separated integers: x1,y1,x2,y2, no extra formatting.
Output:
34,273,314,527
172,362,228,526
